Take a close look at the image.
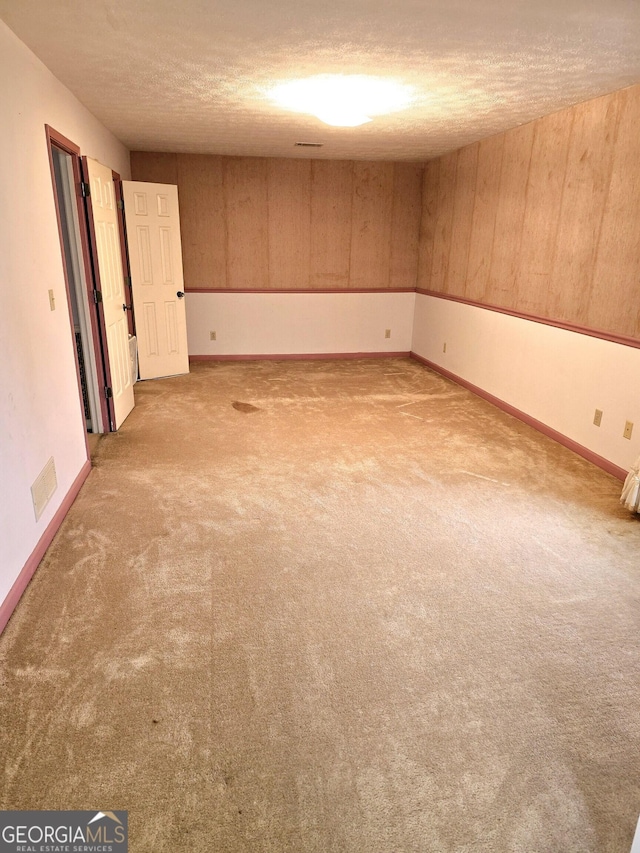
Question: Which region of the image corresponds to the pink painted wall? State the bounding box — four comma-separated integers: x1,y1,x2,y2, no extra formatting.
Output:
0,20,130,610
412,294,640,472
186,292,415,356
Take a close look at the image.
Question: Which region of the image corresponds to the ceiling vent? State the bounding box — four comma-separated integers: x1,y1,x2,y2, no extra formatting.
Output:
294,142,323,147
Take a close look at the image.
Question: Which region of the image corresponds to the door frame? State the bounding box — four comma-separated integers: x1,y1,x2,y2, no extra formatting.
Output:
45,125,111,436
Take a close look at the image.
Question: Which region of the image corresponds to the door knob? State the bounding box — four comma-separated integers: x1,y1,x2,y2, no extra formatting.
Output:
122,303,132,312
176,291,185,298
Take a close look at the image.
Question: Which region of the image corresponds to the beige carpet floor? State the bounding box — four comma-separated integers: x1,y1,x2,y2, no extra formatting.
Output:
1,357,639,852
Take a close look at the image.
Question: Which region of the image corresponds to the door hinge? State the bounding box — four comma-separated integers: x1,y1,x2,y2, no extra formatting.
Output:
104,386,113,399
93,290,103,304
124,275,132,289
117,199,124,210
80,181,91,198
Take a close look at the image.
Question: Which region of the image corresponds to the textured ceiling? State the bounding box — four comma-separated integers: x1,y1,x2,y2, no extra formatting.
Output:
1,0,640,161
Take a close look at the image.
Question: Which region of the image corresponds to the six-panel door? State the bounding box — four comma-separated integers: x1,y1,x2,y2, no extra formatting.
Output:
122,181,189,380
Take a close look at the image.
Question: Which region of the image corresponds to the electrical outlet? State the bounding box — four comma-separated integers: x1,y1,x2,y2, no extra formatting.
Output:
385,329,391,339
210,331,217,341
624,421,634,440
593,409,603,427
443,342,447,353
48,289,56,311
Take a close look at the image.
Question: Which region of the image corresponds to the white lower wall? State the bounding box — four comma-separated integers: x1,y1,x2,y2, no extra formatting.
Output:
186,292,416,356
0,21,130,608
412,294,640,472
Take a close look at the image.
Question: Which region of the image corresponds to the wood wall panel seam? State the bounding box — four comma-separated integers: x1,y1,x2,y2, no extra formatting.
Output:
588,88,640,336
347,160,355,288
545,110,575,318
483,134,506,306
443,150,458,295
462,145,480,299
446,145,479,298
465,135,504,303
223,157,230,290
589,90,626,331
308,160,313,289
265,157,271,289
415,159,439,291
516,111,573,315
389,164,397,289
485,123,535,307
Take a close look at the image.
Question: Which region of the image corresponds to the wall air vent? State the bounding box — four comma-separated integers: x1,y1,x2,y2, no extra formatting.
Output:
294,142,323,147
31,456,58,521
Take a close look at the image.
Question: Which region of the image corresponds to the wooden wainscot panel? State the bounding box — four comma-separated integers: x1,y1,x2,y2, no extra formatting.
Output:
416,159,441,290
130,152,178,185
514,109,573,315
589,87,640,339
466,134,504,302
267,159,311,289
430,151,457,293
310,160,353,289
350,162,394,289
548,91,621,325
224,157,269,289
177,154,227,289
485,121,535,310
446,143,479,297
389,164,423,290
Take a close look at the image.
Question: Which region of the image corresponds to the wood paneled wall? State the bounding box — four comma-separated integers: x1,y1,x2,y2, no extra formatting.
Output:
417,85,640,340
130,153,423,291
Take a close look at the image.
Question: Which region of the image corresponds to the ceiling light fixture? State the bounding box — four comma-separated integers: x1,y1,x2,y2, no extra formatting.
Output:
268,75,414,128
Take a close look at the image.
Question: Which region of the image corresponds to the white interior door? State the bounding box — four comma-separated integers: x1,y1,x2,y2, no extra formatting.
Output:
85,158,135,430
122,181,189,380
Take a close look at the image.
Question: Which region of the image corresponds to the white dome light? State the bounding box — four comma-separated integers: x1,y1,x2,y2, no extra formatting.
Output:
268,75,414,127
